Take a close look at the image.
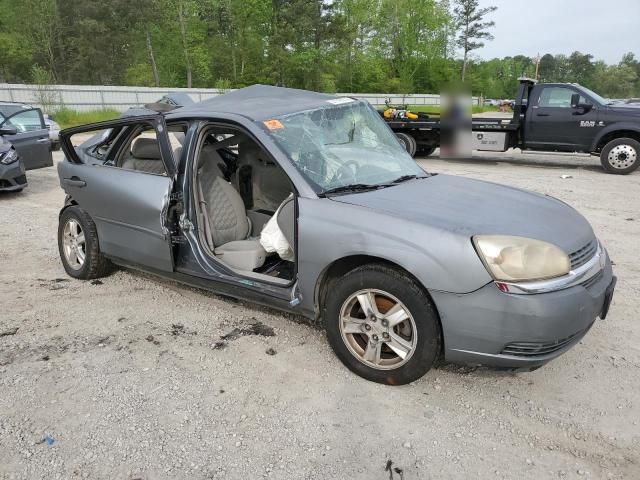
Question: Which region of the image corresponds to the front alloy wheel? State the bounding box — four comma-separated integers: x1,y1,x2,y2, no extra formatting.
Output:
339,289,418,370
325,264,441,385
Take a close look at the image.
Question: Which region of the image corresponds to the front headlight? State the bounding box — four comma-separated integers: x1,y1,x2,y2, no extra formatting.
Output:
473,235,570,282
0,149,19,165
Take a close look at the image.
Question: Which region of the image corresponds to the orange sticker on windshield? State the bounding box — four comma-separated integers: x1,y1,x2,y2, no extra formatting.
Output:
263,119,284,130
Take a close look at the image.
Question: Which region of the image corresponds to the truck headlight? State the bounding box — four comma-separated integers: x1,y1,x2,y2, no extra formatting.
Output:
473,235,570,282
0,149,19,165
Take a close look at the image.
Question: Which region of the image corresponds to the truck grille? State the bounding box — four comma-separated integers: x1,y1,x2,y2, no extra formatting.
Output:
569,240,597,270
500,327,589,357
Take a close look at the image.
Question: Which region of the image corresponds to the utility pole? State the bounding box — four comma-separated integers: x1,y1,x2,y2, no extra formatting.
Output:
534,53,541,80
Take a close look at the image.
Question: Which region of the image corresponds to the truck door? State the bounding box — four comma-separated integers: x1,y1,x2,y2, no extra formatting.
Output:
58,115,178,272
525,85,598,151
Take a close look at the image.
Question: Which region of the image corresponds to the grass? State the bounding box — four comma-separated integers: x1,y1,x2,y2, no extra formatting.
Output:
52,108,121,129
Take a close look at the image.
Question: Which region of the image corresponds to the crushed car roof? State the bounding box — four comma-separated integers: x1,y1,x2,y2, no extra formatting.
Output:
173,84,348,121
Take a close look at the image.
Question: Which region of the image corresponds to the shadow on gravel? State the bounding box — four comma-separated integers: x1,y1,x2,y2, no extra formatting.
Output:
121,268,319,329
436,361,537,381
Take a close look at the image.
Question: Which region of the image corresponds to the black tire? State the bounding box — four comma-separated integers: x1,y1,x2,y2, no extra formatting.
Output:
600,137,640,175
58,206,112,279
416,146,436,157
396,133,417,157
323,264,441,385
407,135,417,157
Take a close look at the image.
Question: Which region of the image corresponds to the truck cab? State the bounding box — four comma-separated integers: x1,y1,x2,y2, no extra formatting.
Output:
523,82,603,152
503,79,640,174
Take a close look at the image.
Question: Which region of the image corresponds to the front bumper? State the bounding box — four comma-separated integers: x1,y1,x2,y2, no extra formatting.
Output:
431,251,614,369
0,160,27,191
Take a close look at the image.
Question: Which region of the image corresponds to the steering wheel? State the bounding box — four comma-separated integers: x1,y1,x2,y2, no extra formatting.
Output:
331,159,360,184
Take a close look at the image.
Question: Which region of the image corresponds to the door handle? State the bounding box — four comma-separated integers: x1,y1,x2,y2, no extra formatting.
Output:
536,113,550,117
37,138,50,143
62,177,86,188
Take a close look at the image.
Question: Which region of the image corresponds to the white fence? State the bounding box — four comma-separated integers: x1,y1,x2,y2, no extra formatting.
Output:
0,83,479,112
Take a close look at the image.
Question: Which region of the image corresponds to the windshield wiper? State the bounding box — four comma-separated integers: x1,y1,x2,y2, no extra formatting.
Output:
319,183,383,197
388,174,429,184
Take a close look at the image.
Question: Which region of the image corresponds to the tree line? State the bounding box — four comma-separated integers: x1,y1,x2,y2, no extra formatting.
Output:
1,0,638,100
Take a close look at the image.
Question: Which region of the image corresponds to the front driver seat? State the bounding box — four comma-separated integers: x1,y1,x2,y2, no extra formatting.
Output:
198,145,267,271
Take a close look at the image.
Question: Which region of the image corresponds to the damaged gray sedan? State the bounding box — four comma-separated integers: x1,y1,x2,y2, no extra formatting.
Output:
57,86,616,385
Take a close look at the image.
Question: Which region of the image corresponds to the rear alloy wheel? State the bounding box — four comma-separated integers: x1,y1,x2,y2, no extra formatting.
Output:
324,264,441,385
62,218,86,271
600,137,640,174
58,206,112,279
396,133,417,157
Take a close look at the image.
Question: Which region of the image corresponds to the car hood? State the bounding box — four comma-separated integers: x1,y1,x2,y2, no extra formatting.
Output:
330,174,594,254
606,104,640,115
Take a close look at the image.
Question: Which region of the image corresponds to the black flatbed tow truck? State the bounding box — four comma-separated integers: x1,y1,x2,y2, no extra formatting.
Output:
384,78,640,175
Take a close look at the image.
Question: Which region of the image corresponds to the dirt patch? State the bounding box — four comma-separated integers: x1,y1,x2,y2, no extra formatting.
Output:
0,327,18,337
221,320,275,341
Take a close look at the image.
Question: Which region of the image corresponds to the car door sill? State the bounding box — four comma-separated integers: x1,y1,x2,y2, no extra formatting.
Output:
107,258,307,317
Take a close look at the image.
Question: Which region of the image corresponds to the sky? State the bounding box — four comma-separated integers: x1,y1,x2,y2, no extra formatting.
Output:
474,0,639,64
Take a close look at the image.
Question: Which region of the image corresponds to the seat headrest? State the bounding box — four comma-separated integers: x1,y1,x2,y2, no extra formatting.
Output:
132,137,161,160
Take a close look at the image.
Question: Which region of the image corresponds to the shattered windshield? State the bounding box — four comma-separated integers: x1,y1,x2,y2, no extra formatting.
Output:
264,100,426,194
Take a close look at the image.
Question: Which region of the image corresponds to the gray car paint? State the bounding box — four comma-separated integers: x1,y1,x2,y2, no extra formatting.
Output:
0,105,53,170
331,175,594,267
434,255,613,367
0,133,27,191
57,86,614,369
58,115,176,271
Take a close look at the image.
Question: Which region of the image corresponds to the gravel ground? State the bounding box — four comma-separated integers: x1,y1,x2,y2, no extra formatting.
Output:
1,149,639,480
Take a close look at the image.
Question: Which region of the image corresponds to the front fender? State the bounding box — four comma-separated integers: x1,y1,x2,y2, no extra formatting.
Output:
296,198,492,313
590,122,640,151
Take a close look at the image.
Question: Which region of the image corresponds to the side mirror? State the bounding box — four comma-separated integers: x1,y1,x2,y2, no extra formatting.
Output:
0,125,18,136
570,93,593,114
570,93,581,108
579,103,594,113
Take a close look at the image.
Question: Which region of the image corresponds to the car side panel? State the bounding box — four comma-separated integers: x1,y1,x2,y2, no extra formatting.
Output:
58,161,174,271
295,197,492,314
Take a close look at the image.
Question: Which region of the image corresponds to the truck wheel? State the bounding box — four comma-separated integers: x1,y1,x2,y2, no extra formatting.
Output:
600,138,640,174
417,146,436,157
58,206,112,279
323,264,441,385
396,133,417,157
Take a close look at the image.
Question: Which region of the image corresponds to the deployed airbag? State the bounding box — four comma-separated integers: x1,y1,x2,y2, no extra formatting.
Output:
260,197,294,261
